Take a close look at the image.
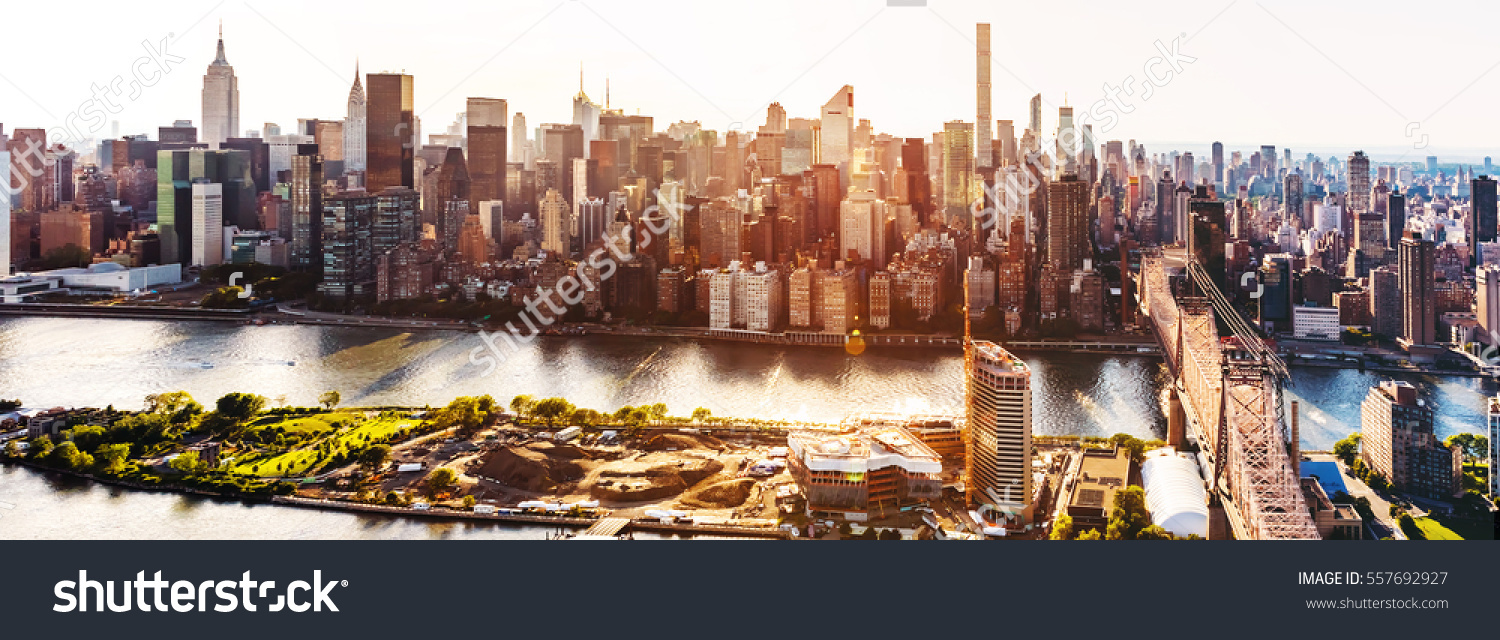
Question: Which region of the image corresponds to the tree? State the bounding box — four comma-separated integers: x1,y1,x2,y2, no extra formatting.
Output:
1444,433,1489,463
170,451,208,476
1109,433,1149,463
1366,470,1389,492
531,397,575,426
434,396,492,435
1333,433,1361,467
28,435,53,460
216,392,267,422
3,441,18,458
93,443,132,475
38,244,91,269
1050,513,1075,540
48,441,93,470
1351,496,1374,521
692,407,712,422
425,467,458,494
200,286,250,309
510,395,535,419
648,403,668,419
1398,513,1421,539
68,424,107,452
1076,528,1103,540
357,444,392,471
1135,525,1174,540
318,391,342,410
1108,486,1151,540
462,495,477,509
145,391,203,425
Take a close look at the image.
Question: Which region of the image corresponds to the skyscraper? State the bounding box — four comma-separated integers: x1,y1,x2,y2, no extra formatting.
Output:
1347,151,1371,213
966,341,1033,525
511,112,528,166
1471,175,1497,264
157,148,254,265
942,121,974,225
572,72,599,156
190,180,224,267
975,23,992,170
540,188,569,256
1211,141,1224,189
839,190,887,269
1398,231,1435,348
819,85,854,167
319,191,378,304
200,25,239,149
995,119,1016,167
366,73,414,192
1284,172,1305,230
467,98,507,220
1026,94,1042,139
343,63,366,173
290,144,323,272
1046,173,1090,271
0,131,9,274
1489,396,1500,498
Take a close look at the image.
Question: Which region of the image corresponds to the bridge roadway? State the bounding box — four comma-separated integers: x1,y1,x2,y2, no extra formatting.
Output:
1135,254,1302,540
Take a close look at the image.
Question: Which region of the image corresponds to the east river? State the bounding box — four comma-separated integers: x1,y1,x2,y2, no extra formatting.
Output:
0,317,1490,539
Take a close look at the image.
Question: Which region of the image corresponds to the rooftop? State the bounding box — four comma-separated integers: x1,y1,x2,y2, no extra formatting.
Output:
1069,446,1130,513
970,340,1027,372
787,424,941,475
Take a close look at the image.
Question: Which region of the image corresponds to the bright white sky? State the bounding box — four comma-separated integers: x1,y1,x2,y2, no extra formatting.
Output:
6,0,1498,162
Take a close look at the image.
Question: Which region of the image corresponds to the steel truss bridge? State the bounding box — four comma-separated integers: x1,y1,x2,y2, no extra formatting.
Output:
1138,251,1319,540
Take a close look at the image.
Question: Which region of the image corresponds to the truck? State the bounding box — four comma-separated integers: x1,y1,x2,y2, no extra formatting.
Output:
555,426,583,443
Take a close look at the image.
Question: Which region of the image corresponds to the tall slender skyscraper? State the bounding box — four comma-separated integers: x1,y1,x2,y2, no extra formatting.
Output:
511,112,528,166
290,144,323,272
366,73,414,192
1471,175,1497,264
540,188,569,256
975,23,992,170
200,24,239,149
1027,94,1042,137
1347,151,1371,213
344,62,366,173
1398,230,1435,347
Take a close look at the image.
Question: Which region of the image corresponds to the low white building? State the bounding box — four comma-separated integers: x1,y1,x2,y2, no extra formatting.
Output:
1293,304,1340,341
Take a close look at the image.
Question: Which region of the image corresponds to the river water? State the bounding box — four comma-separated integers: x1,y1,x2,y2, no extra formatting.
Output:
0,317,1491,539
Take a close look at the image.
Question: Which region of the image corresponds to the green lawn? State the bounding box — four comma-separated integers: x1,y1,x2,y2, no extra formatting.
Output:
229,413,416,477
1412,517,1463,540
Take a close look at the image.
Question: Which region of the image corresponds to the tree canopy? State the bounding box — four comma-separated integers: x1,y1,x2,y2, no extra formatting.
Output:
215,392,267,422
1333,433,1361,467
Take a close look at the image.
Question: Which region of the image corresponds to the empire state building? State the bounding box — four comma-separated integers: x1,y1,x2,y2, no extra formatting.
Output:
200,24,239,149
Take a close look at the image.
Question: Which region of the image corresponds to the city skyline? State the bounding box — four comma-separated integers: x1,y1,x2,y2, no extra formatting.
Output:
6,0,1500,160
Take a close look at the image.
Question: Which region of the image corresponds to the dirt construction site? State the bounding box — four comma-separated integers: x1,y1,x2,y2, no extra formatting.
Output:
382,427,795,521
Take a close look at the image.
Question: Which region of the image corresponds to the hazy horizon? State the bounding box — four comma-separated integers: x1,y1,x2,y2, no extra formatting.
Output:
5,0,1498,161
